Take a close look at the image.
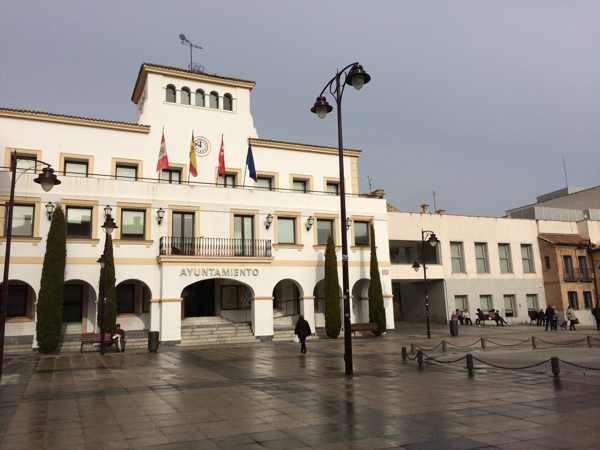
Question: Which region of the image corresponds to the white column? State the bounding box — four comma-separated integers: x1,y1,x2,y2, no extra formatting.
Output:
150,300,160,331
384,296,395,330
159,299,182,343
252,296,273,339
300,297,315,331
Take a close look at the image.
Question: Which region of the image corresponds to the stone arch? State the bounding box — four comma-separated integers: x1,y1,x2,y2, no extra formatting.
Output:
115,279,152,330
0,279,36,320
181,278,254,323
313,279,341,328
351,278,370,323
272,279,303,327
63,279,97,333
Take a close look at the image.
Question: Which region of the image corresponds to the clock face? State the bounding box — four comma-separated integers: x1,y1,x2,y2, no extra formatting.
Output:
194,136,210,157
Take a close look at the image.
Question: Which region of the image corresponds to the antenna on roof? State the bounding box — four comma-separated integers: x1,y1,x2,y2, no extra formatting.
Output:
561,155,569,188
367,176,374,192
432,190,437,211
179,34,204,72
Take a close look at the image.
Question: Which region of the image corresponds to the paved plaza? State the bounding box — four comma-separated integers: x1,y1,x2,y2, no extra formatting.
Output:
2,325,600,450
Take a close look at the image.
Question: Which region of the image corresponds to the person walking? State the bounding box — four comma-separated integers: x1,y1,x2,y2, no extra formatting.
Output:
545,305,554,331
566,307,577,331
592,305,600,331
294,315,312,354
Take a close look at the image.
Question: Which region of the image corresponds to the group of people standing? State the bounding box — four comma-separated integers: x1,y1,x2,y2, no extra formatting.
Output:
537,305,580,331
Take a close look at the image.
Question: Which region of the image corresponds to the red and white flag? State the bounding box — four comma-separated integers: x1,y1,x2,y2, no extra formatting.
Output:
218,134,226,177
156,129,169,172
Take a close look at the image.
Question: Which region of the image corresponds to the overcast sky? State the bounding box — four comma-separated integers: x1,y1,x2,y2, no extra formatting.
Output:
1,1,599,215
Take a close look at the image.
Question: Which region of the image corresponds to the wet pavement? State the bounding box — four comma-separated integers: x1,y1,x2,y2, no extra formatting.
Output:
2,326,600,450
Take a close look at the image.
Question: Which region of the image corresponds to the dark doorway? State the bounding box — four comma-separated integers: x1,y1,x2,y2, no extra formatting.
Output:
63,283,83,322
183,280,216,317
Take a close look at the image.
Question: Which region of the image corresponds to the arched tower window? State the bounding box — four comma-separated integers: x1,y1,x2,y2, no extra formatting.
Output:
223,93,233,111
195,89,205,107
165,84,176,103
209,91,219,109
181,87,191,105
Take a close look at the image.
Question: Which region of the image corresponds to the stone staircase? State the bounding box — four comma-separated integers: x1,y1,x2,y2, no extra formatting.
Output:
60,325,149,353
273,327,295,342
180,316,257,347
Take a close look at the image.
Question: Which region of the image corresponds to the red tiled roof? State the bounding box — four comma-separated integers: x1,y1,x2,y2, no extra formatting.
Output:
539,233,590,246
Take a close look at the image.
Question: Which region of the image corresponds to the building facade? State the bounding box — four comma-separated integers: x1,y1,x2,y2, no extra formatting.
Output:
388,210,547,324
0,63,394,348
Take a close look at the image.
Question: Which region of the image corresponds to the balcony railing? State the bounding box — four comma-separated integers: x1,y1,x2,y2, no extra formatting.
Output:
564,269,594,282
159,236,272,258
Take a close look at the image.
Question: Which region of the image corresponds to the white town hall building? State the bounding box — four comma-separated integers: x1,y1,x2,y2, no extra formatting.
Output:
0,63,394,348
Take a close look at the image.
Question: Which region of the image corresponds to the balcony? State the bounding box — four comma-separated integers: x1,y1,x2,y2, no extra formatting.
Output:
564,269,594,283
159,236,272,258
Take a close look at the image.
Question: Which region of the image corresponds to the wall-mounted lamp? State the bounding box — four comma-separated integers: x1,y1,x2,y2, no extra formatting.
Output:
101,214,118,236
45,202,55,221
305,216,314,231
265,213,273,230
346,216,352,230
104,204,112,218
157,208,165,225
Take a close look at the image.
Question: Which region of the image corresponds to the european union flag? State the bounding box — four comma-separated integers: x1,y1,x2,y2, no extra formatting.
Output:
246,143,257,182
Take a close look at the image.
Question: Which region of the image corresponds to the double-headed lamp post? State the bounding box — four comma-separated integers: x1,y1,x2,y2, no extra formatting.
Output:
412,230,439,339
96,214,117,355
1,151,60,379
311,62,371,376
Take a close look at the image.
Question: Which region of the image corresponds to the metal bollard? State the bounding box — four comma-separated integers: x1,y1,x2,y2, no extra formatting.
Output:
466,353,474,377
551,357,560,378
587,336,592,348
480,337,486,350
417,350,424,368
410,343,416,355
531,336,537,349
401,346,408,362
441,340,447,353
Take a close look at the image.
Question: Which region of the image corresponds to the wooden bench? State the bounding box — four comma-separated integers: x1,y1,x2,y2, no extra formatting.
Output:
80,333,114,353
350,323,378,334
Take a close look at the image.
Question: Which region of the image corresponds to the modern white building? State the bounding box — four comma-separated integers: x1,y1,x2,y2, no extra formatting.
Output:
388,209,547,324
0,63,394,348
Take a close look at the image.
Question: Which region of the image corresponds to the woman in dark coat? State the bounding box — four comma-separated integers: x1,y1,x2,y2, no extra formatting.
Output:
294,315,312,354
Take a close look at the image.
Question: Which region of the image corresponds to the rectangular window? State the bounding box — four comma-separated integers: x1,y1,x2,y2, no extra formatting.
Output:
115,164,138,181
8,204,35,237
160,168,181,184
584,291,593,309
277,217,296,244
568,291,579,309
503,294,516,317
454,295,468,312
293,179,308,193
256,176,273,191
450,242,465,273
526,294,539,311
479,295,493,312
317,219,334,245
354,221,370,246
120,209,146,240
172,212,195,255
326,181,339,195
544,256,551,270
521,244,535,273
64,159,89,177
498,243,513,273
563,255,574,281
66,206,92,238
116,284,136,314
234,215,254,256
219,173,236,188
15,155,36,171
475,242,489,273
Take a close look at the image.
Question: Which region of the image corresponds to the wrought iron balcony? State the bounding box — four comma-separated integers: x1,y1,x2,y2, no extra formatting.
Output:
159,236,272,258
563,269,594,283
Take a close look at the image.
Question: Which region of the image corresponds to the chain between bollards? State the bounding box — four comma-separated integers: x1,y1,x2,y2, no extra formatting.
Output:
417,350,423,368
466,353,474,377
401,346,408,362
531,336,536,349
551,356,560,378
441,340,447,353
480,336,486,350
587,336,592,348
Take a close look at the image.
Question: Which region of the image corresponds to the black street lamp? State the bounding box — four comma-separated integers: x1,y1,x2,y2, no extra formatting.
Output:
1,151,60,379
412,230,439,339
97,214,117,355
311,62,371,376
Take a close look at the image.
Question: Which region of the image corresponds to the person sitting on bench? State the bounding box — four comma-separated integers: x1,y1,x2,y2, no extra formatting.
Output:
112,324,126,352
475,308,486,326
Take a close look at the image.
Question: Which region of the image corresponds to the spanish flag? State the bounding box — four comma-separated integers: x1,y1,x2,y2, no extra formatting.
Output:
189,132,198,178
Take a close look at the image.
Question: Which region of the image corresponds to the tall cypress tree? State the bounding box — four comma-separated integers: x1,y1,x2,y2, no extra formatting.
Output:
36,205,66,353
368,225,386,336
324,236,341,338
98,234,117,332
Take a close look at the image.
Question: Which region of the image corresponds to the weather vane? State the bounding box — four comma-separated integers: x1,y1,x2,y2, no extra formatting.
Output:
179,34,203,72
